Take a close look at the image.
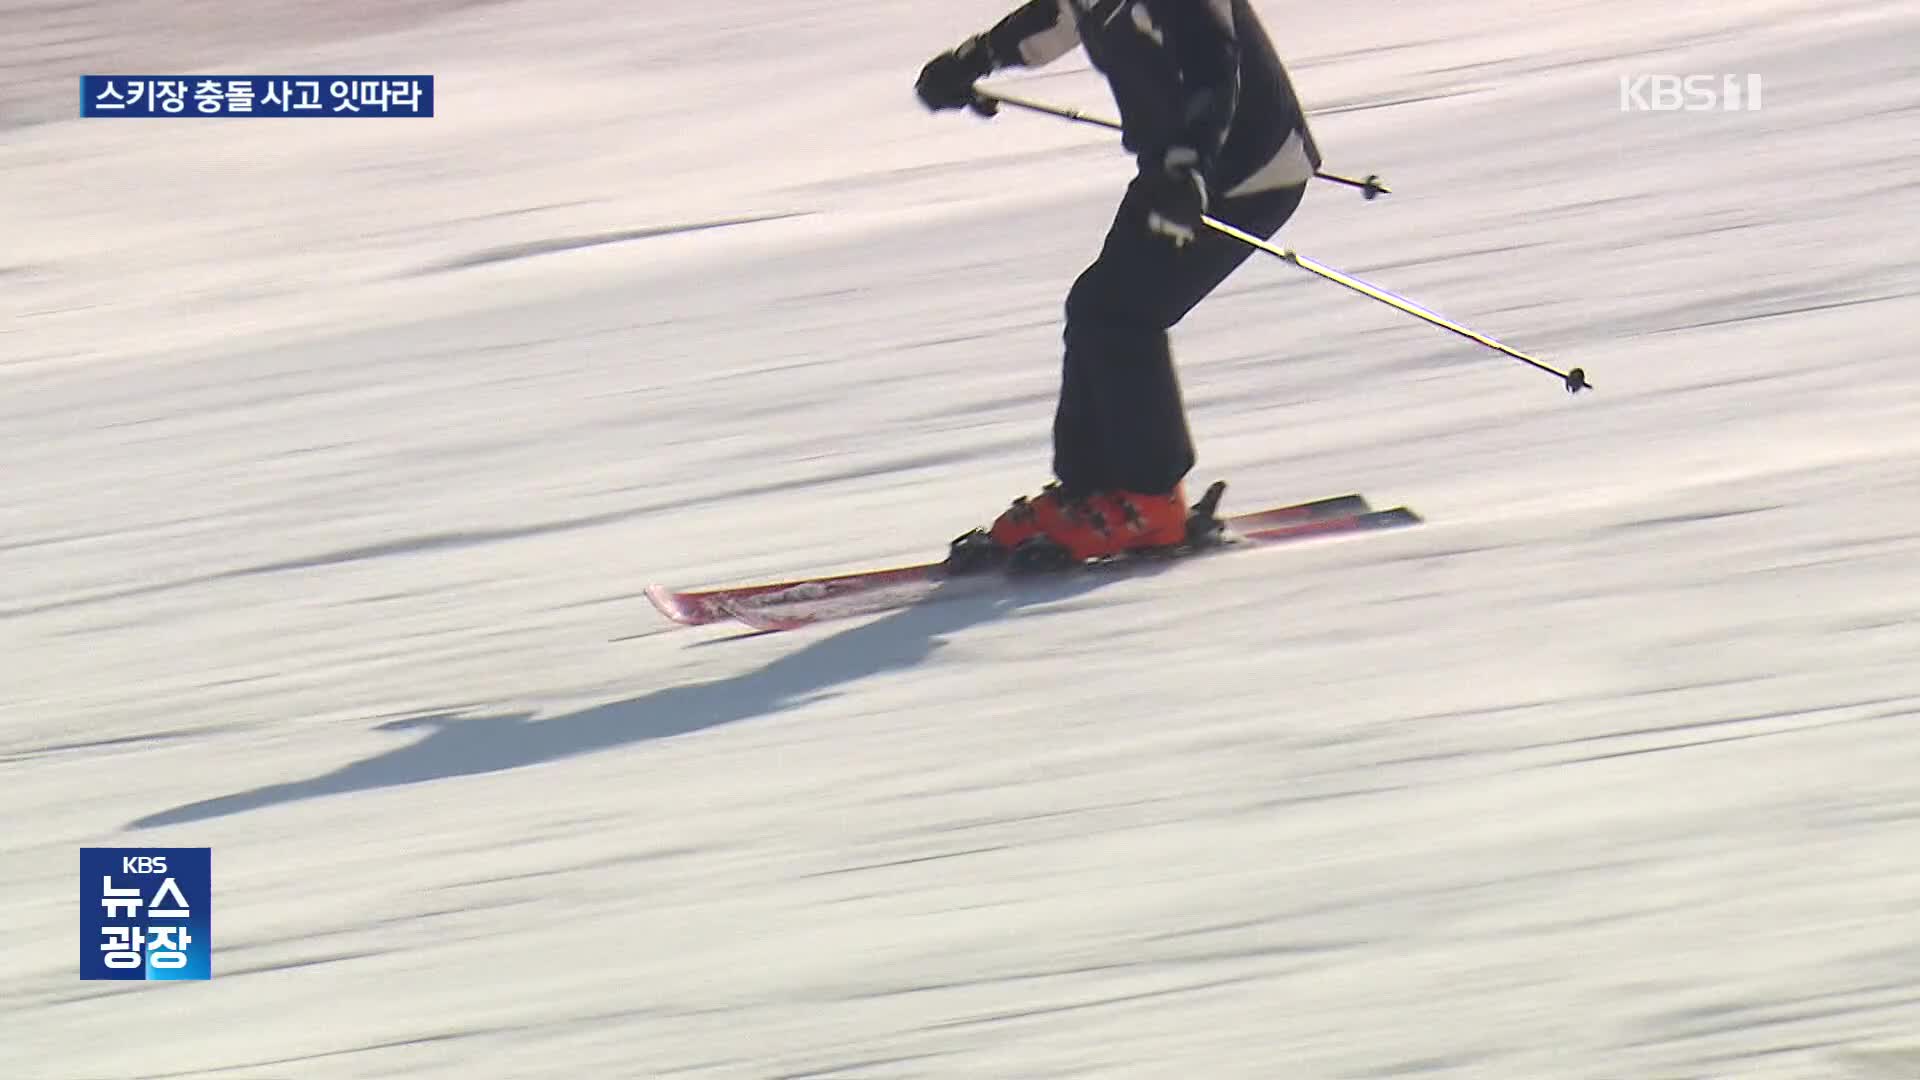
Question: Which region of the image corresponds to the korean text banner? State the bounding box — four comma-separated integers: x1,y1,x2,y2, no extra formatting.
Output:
81,76,434,117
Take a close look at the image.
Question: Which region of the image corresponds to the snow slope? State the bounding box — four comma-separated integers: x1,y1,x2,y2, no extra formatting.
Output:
6,0,1920,1076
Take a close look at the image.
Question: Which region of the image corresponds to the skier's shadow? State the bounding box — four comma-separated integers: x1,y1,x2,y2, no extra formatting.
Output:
129,570,1146,829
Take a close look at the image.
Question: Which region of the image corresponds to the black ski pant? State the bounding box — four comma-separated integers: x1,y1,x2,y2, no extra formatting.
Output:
1052,177,1307,496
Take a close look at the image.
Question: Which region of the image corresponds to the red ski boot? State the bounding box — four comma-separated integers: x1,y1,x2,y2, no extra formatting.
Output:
984,482,1190,569
983,482,1074,552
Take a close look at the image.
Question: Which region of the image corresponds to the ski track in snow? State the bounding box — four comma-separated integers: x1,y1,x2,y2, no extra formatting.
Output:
6,1,1920,1076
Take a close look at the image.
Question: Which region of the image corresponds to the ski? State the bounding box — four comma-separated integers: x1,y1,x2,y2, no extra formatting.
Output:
646,489,1407,630
645,564,940,627
719,502,1421,632
646,491,1365,627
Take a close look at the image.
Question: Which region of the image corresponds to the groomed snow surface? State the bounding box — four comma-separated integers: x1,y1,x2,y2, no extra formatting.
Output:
6,1,1920,1076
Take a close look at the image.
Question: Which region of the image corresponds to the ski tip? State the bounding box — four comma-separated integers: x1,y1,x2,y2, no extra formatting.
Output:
1367,506,1424,527
645,583,703,626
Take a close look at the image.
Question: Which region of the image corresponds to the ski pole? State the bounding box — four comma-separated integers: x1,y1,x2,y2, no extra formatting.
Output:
1203,216,1591,393
973,86,1587,393
974,87,1390,200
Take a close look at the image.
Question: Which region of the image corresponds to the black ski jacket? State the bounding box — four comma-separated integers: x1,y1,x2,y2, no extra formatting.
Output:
976,0,1321,194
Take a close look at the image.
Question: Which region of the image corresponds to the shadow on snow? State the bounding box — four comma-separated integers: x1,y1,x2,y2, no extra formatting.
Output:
129,572,1139,829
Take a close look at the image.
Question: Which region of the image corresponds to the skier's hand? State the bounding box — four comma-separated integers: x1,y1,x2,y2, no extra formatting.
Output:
915,37,997,116
1143,147,1209,248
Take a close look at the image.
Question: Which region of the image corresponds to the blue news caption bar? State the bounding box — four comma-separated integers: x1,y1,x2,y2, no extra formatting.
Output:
81,76,434,117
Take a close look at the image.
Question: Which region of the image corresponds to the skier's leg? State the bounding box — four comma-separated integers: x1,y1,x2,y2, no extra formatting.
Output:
1050,332,1102,496
1058,178,1307,495
1054,180,1181,495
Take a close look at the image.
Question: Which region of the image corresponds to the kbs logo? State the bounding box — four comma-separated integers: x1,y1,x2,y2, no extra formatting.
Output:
80,847,212,980
1620,74,1763,112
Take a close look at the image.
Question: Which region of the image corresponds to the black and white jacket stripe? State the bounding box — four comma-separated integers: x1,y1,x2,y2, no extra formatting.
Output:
974,0,1322,197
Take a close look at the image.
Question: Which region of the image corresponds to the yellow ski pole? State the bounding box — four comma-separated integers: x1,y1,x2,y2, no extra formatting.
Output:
1201,217,1591,393
973,86,1589,392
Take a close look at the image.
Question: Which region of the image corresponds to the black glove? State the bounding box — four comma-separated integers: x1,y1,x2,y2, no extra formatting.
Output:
1142,146,1209,247
915,36,997,116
